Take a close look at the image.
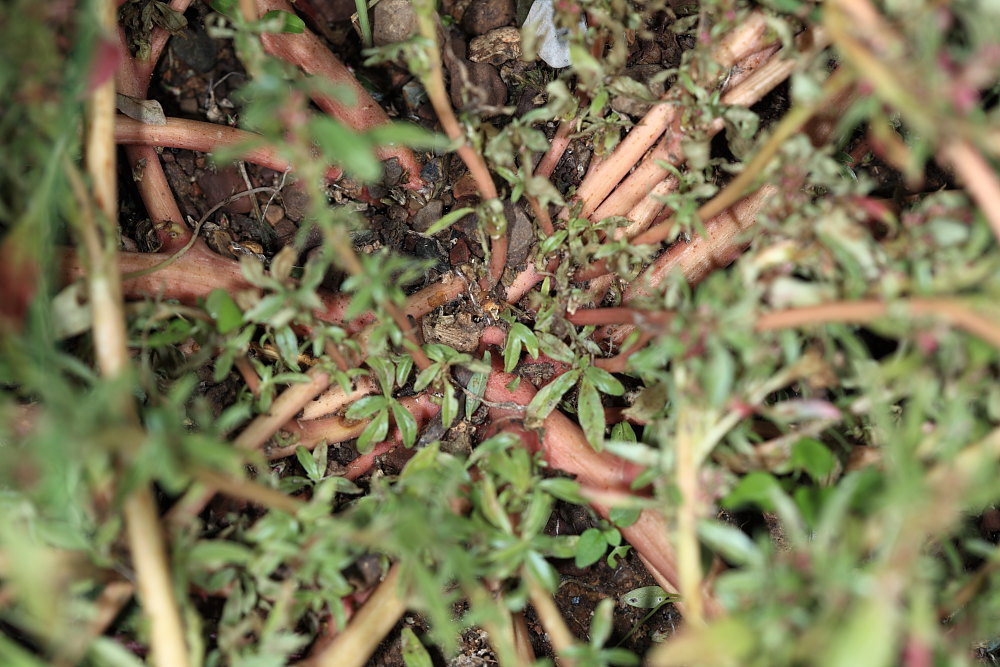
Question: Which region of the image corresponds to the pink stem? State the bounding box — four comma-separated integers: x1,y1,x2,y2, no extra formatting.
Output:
114,115,344,182
255,0,425,190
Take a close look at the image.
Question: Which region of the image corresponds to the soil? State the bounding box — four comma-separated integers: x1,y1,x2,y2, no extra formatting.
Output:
126,1,712,663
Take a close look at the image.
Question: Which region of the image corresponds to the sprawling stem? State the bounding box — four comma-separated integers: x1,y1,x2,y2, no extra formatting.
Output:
114,115,343,182
255,0,424,188
570,13,771,219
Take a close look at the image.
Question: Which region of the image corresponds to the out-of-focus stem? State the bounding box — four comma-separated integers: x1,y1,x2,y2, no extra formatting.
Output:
312,564,406,667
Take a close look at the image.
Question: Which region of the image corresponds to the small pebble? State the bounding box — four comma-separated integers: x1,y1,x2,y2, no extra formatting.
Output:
461,0,514,35
172,24,218,73
468,27,522,66
372,0,418,46
411,200,444,233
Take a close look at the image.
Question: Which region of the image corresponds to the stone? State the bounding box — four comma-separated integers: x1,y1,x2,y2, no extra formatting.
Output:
467,27,521,66
172,23,218,73
197,166,252,214
449,238,471,265
449,60,508,113
461,0,514,35
411,200,444,233
372,0,418,46
504,201,533,267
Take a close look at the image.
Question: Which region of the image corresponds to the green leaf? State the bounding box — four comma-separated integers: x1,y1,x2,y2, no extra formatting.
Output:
577,378,606,450
789,438,836,480
400,627,434,667
441,378,459,428
525,550,559,592
420,207,474,237
704,341,735,408
464,363,489,416
607,545,631,568
526,369,580,427
295,445,320,481
536,332,575,364
391,400,418,447
356,408,389,453
258,9,305,33
574,528,608,568
584,365,625,396
413,362,442,392
309,116,381,184
345,395,388,419
722,471,782,511
368,122,451,150
367,356,396,392
274,325,301,371
620,586,671,609
589,598,615,647
538,477,586,504
205,289,244,333
698,520,764,567
609,507,641,528
506,323,539,374
188,540,253,569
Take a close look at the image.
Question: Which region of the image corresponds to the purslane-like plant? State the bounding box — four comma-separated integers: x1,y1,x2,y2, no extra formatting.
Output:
3,0,1000,664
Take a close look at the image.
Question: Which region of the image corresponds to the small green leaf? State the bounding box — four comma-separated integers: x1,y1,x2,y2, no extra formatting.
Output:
356,409,389,453
789,438,837,480
584,365,625,396
309,116,381,184
589,598,615,647
538,478,586,504
345,395,387,419
400,627,434,667
608,507,642,528
698,520,764,567
620,586,671,609
413,362,442,392
274,325,301,371
391,400,418,447
723,471,782,511
420,207,474,237
575,528,607,568
525,550,559,592
295,445,320,481
368,122,451,150
464,364,489,416
607,545,631,568
526,369,580,426
441,378,459,428
258,9,305,33
205,290,244,334
579,378,608,449
188,540,253,569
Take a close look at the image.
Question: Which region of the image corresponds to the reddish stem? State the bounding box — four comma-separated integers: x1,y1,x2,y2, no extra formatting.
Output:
255,0,425,190
114,116,344,182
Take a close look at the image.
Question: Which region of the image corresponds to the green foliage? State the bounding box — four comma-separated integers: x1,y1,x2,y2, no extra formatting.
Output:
4,0,1000,664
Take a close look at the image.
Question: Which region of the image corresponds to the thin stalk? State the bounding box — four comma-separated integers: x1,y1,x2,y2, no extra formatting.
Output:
525,572,578,667
83,2,190,661
756,299,1000,351
411,0,506,287
312,564,406,667
674,404,705,628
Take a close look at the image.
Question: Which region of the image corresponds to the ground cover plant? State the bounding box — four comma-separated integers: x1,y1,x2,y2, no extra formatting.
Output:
2,0,1000,664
